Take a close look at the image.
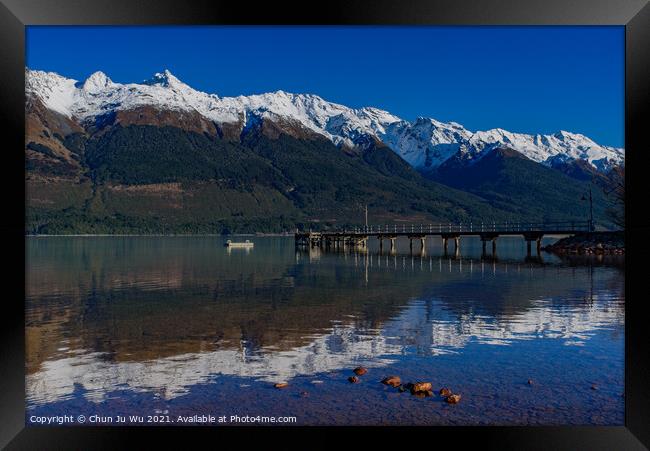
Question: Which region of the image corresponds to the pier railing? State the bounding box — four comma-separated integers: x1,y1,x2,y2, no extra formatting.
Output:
323,220,593,235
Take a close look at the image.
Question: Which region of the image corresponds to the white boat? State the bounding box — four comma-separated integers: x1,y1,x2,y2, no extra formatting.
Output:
224,239,254,248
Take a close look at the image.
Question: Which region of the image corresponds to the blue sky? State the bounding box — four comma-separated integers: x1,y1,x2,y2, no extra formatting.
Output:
26,26,624,147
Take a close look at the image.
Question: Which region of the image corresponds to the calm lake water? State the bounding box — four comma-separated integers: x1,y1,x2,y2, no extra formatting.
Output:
25,236,624,426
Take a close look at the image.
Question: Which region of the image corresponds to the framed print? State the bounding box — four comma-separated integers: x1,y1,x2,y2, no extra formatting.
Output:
1,0,649,449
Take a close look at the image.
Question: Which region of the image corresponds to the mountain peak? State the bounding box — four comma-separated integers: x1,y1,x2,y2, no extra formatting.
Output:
554,130,577,140
82,71,113,93
143,69,184,88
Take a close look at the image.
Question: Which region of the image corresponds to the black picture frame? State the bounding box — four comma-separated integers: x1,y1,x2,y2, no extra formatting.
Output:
2,0,648,449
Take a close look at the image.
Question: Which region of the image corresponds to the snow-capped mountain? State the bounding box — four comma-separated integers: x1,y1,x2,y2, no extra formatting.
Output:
26,68,624,173
465,128,624,173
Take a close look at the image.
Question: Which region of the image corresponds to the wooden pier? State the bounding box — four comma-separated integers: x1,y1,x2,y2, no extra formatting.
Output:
295,221,592,256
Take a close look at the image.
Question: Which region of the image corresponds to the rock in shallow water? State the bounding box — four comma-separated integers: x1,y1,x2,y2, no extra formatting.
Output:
411,382,432,393
348,376,360,383
381,376,401,387
446,394,461,404
353,367,368,376
439,387,452,397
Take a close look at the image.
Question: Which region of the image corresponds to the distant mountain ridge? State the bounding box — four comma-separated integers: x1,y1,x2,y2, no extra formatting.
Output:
25,68,622,234
26,68,624,175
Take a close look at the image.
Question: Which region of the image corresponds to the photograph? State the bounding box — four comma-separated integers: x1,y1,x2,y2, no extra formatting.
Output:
24,25,627,427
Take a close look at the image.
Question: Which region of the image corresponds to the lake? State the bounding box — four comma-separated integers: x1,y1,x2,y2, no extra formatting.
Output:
25,236,624,426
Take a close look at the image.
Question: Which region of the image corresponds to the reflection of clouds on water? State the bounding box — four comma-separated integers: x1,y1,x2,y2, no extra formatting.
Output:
27,291,623,406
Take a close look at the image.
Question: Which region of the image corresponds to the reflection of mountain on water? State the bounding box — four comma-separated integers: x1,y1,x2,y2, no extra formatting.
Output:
26,322,401,405
26,237,624,406
386,293,623,351
27,288,623,405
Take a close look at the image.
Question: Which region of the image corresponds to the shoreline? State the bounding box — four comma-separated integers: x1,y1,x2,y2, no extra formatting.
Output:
25,233,295,237
542,231,624,255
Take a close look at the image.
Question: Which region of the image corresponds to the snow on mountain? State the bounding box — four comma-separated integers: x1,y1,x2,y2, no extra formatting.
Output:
466,128,624,171
81,71,115,93
381,118,473,168
25,68,624,173
25,69,78,117
25,68,402,147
